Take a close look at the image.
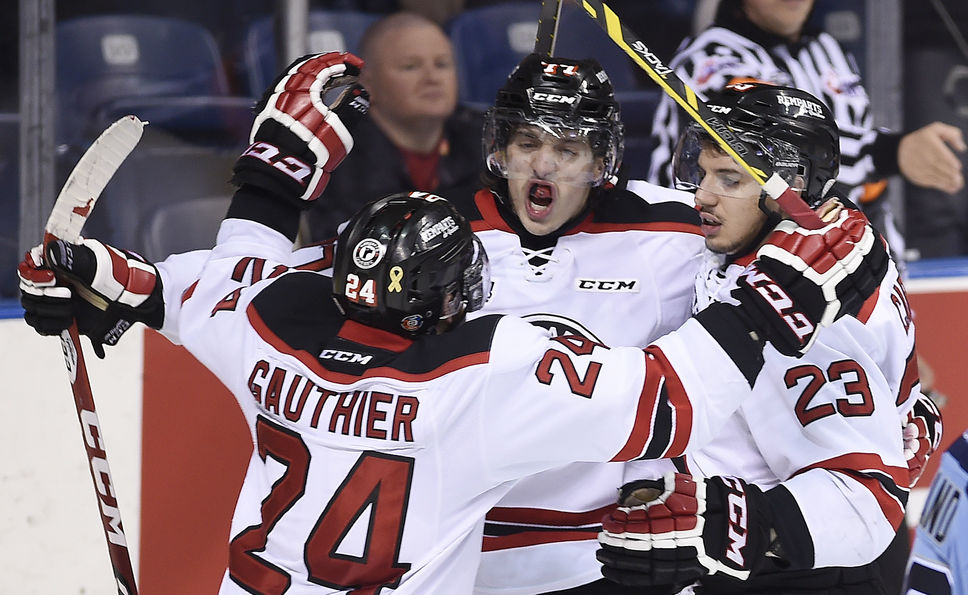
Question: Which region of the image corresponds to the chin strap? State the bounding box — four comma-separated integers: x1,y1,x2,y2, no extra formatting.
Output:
727,191,785,263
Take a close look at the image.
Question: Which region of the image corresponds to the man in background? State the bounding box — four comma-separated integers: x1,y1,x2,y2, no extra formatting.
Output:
303,11,482,241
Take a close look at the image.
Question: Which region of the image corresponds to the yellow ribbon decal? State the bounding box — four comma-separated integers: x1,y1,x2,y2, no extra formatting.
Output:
388,266,404,292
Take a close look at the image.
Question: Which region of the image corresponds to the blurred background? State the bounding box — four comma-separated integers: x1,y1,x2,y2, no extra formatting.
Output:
0,1,966,593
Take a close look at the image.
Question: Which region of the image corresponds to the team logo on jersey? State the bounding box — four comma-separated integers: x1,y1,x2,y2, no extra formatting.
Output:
319,349,374,365
522,313,602,342
352,239,385,269
575,278,639,292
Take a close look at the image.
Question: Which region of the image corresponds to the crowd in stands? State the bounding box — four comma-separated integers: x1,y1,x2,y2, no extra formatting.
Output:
2,0,968,299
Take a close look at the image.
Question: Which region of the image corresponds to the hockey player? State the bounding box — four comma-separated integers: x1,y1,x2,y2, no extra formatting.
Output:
19,54,889,594
647,0,966,259
904,429,968,595
463,53,707,595
596,83,939,594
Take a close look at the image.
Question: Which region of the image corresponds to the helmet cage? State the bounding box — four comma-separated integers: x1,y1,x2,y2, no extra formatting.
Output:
483,108,620,187
482,53,624,187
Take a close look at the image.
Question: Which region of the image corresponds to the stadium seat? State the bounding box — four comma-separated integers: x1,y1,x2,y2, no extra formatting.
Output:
447,2,655,108
56,14,252,150
810,0,866,78
81,136,238,259
447,2,539,109
242,10,380,97
0,113,19,298
142,195,232,261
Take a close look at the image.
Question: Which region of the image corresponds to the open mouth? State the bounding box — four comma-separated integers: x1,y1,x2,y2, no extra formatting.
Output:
526,180,556,218
699,211,722,234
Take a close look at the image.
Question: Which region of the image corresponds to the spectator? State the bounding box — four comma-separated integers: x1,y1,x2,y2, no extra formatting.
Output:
647,0,967,263
903,0,968,258
303,11,483,241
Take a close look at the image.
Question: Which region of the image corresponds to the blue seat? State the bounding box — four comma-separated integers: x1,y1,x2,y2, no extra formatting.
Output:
142,195,232,261
448,2,654,109
56,14,252,149
810,0,866,79
447,2,539,109
0,113,19,297
242,10,380,97
81,141,238,259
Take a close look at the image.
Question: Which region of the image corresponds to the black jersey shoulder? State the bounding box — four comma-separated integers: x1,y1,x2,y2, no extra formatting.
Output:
251,272,504,379
590,186,701,227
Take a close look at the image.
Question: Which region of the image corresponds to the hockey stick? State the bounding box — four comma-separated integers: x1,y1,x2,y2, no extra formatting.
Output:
534,0,564,56
577,0,825,229
43,115,145,595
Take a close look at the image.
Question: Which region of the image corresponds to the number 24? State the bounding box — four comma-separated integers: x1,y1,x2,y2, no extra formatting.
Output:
785,360,874,426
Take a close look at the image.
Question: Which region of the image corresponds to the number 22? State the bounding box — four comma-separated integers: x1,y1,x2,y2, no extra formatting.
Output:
229,416,413,594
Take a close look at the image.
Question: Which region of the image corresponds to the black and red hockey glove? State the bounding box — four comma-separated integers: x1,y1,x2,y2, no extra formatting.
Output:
233,51,370,206
19,239,164,358
732,208,889,357
596,473,775,588
904,391,943,487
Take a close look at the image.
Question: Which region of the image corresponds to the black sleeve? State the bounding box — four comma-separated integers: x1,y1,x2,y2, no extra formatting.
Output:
226,184,302,242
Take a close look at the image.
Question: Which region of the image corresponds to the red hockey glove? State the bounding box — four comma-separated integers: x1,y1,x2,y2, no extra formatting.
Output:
19,239,164,358
904,391,943,487
597,473,774,587
733,208,888,357
19,245,74,336
233,52,370,205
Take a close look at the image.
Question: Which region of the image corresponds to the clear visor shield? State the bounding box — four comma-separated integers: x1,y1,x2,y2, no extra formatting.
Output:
483,110,614,187
461,235,491,314
672,124,805,200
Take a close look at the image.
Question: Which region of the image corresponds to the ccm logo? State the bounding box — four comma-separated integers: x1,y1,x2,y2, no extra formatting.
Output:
721,477,749,567
320,349,373,364
532,92,577,104
743,268,814,340
576,279,638,292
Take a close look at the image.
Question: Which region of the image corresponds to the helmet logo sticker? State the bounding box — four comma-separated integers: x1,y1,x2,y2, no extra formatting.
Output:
532,92,577,104
419,216,459,243
542,61,579,76
352,239,385,269
775,95,825,118
401,313,424,332
388,266,404,292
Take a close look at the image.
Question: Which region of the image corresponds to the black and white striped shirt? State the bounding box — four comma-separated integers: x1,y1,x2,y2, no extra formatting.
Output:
648,20,899,205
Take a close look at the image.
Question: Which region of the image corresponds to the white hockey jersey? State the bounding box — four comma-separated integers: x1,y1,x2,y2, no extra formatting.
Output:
161,216,750,594
904,430,968,595
458,183,705,593
688,249,916,577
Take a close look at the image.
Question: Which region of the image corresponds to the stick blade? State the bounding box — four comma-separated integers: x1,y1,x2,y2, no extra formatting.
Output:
45,115,145,243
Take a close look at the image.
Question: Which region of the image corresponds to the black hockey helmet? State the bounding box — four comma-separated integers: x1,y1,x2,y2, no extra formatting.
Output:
332,192,491,336
483,53,624,187
674,82,840,207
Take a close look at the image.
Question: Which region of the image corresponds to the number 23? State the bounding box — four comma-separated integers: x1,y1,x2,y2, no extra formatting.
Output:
785,360,874,426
